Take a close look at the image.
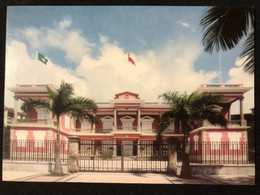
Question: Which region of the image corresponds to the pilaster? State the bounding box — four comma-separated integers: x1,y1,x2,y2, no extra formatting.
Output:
13,96,18,123
137,108,141,131
113,108,117,131
68,136,80,173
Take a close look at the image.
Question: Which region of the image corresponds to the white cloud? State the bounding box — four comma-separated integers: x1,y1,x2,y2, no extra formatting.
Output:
99,34,109,43
20,18,95,64
227,57,254,114
76,38,218,101
178,21,190,28
58,18,71,29
5,19,221,110
5,41,89,109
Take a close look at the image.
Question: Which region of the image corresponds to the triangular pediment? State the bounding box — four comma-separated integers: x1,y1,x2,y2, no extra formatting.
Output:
141,116,154,122
100,116,113,122
141,116,154,120
121,116,135,120
101,116,113,120
115,91,139,100
120,115,135,122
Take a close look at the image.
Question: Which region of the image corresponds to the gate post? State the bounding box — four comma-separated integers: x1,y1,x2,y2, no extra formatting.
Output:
68,136,80,173
167,137,178,175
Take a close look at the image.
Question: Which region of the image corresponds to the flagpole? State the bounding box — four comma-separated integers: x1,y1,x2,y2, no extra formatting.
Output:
219,50,222,83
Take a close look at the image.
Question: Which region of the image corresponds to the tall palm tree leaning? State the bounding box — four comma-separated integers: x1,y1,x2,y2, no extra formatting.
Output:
21,80,98,174
157,91,227,178
200,6,254,73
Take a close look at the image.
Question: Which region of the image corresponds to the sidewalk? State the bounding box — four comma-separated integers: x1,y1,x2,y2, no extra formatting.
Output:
2,170,255,185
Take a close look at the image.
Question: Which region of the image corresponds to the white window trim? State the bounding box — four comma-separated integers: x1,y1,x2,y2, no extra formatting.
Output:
36,108,49,120
193,135,199,150
141,116,154,130
101,116,114,130
120,116,135,130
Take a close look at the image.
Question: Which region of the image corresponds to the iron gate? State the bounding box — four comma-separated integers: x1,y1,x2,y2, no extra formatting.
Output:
78,140,168,172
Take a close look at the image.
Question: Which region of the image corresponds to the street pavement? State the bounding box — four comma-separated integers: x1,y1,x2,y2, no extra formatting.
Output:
2,170,255,185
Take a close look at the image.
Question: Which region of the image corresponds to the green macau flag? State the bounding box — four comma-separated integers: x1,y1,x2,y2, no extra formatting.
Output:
37,52,48,65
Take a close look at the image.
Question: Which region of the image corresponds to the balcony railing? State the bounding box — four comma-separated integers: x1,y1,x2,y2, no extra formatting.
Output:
164,129,182,134
201,84,243,88
72,128,113,133
16,119,49,125
117,126,138,131
195,120,245,129
227,120,241,125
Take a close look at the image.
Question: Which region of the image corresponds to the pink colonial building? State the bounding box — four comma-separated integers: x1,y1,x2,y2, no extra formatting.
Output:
8,83,252,159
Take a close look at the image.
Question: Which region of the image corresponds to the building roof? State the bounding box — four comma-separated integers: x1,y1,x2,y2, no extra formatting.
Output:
196,84,253,104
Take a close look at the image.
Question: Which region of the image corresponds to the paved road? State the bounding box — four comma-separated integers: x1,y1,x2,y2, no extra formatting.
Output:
2,170,255,185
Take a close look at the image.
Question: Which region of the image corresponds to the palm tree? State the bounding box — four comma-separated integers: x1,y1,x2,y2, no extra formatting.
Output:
200,6,254,73
21,81,98,174
157,91,227,178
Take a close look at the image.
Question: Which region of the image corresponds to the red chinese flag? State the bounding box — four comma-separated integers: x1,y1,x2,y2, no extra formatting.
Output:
128,54,136,66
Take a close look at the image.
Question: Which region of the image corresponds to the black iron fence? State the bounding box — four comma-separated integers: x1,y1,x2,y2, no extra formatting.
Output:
4,140,69,162
3,140,255,167
79,141,168,172
182,141,255,164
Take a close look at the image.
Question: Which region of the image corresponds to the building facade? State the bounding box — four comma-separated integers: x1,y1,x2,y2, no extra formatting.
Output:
7,83,252,159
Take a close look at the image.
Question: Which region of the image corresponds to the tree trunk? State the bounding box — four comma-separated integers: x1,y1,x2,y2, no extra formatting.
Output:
53,116,63,174
180,135,192,178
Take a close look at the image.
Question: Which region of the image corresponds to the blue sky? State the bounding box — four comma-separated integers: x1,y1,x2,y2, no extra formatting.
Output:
5,6,254,113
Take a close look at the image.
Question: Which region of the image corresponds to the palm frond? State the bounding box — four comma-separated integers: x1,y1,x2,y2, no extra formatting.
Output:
157,111,176,141
159,91,180,107
22,98,52,113
46,86,58,101
64,97,98,123
200,6,254,53
240,27,254,74
56,80,74,102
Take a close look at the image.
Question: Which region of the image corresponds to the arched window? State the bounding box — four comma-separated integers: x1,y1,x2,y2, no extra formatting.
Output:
76,119,81,130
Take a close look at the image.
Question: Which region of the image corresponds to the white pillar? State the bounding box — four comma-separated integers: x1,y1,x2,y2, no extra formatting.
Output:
13,96,18,123
240,97,246,126
240,97,244,120
4,109,8,126
137,109,141,131
113,109,117,131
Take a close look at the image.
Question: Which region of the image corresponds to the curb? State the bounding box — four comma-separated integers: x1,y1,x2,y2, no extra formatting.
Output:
193,175,228,185
12,173,46,182
55,173,82,182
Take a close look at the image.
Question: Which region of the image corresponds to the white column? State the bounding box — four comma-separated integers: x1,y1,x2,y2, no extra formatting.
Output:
240,97,244,120
13,96,18,123
113,109,117,131
240,97,246,126
137,108,141,131
4,110,8,126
